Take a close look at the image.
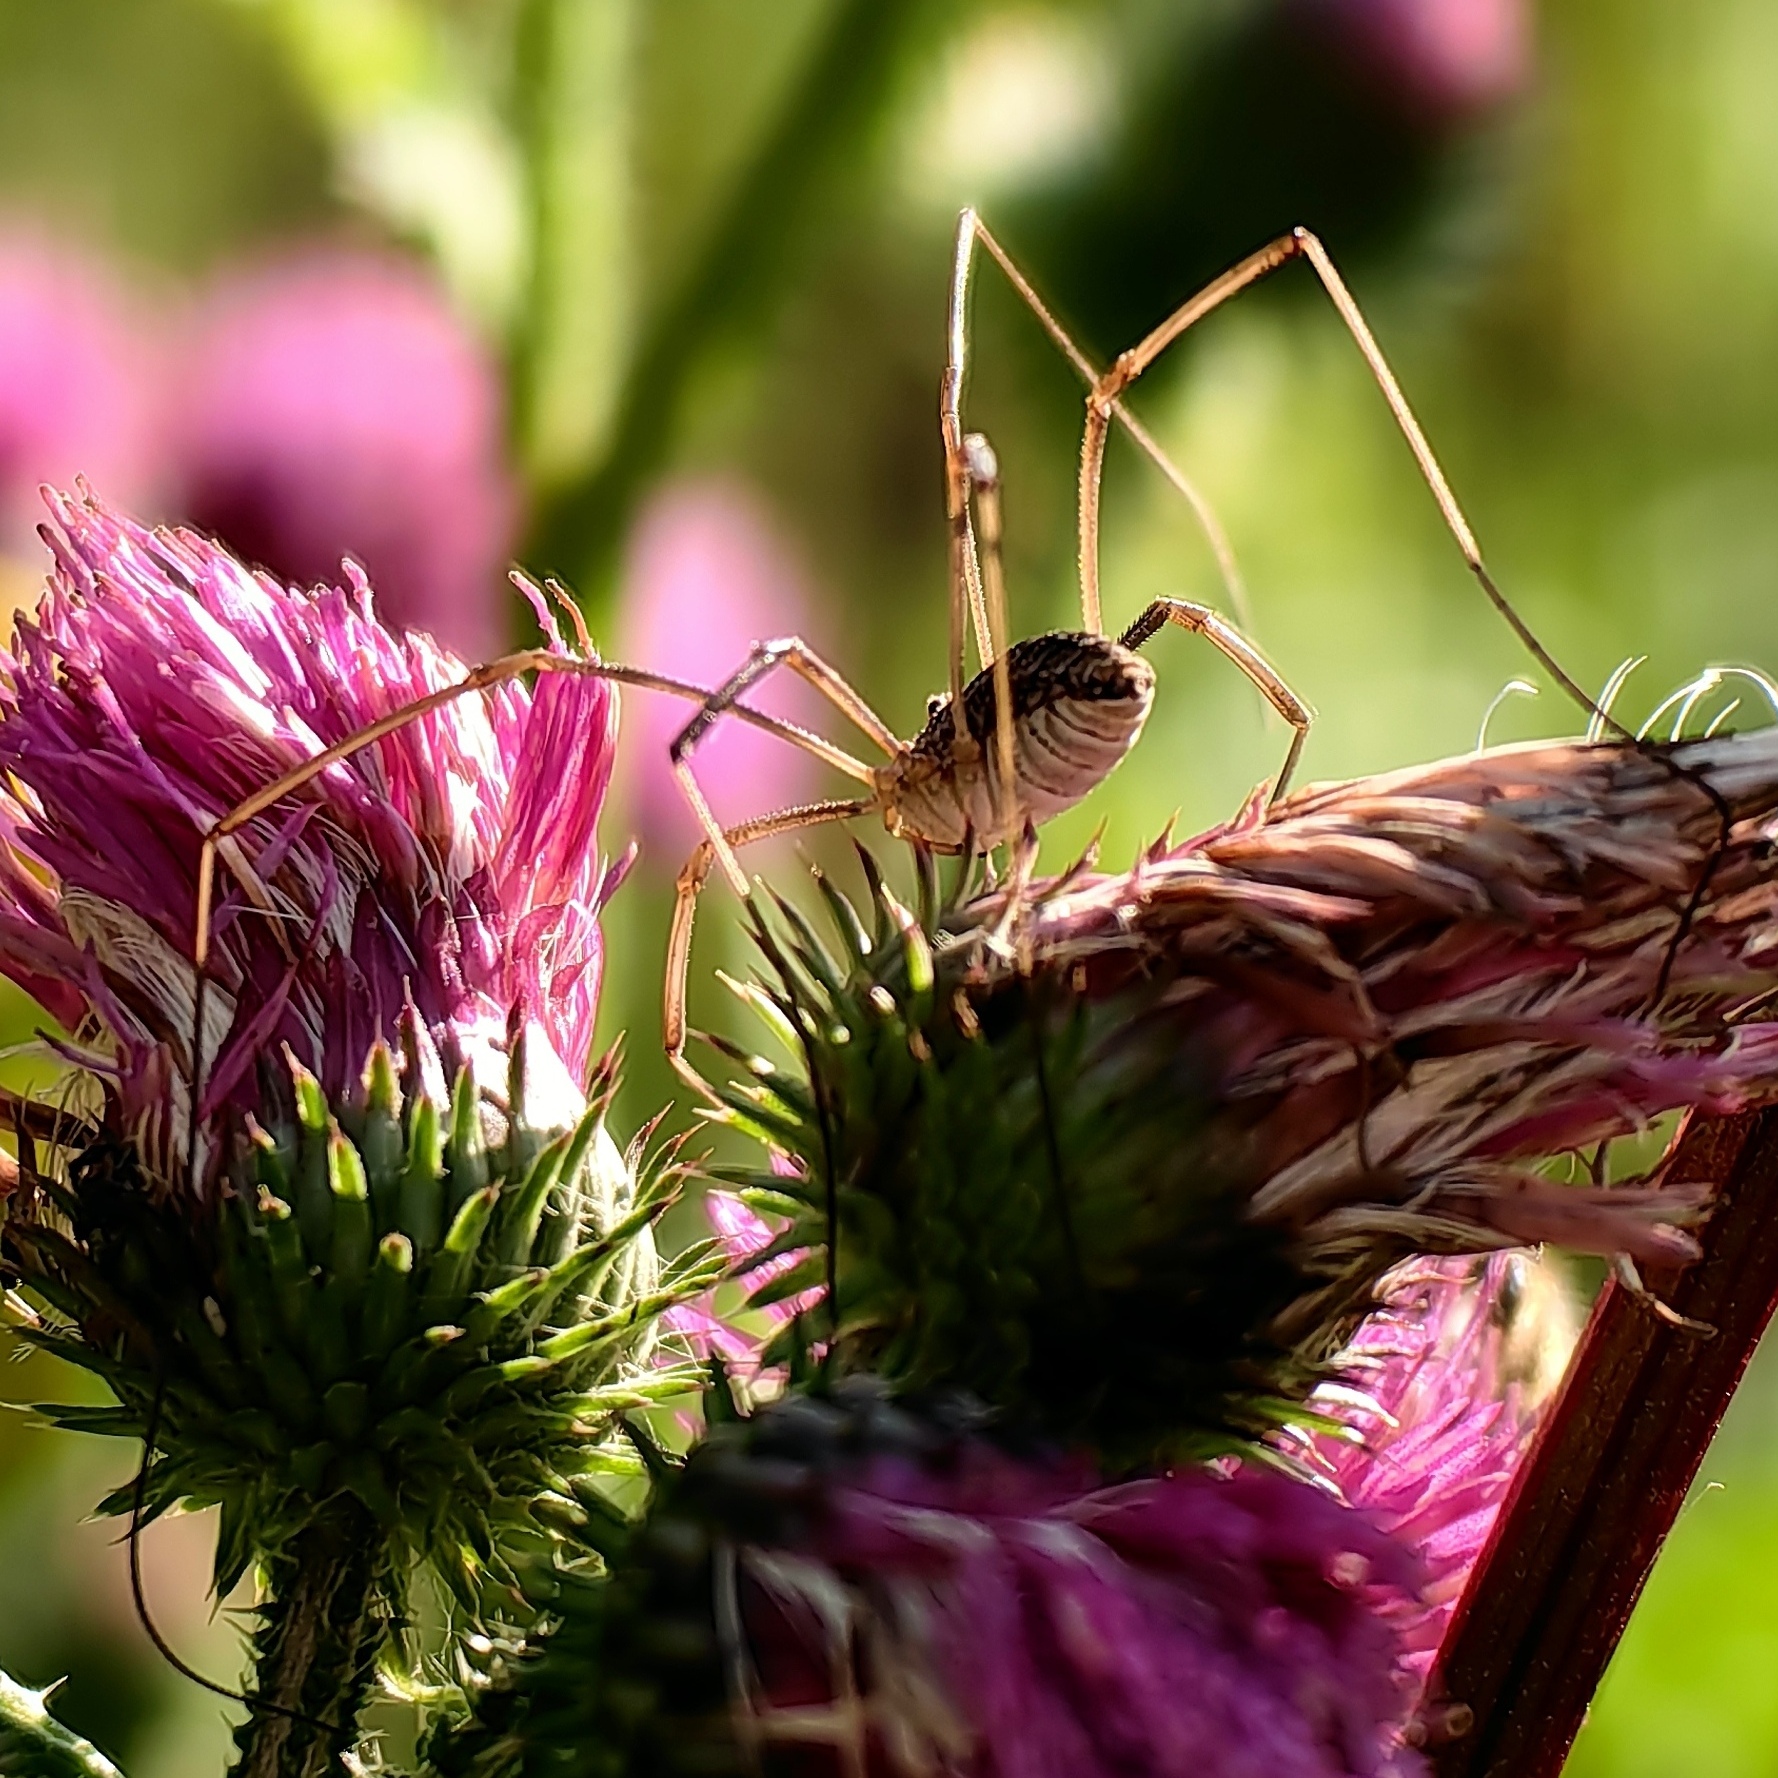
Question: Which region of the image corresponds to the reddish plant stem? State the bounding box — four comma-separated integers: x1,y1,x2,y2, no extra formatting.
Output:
1425,1108,1778,1777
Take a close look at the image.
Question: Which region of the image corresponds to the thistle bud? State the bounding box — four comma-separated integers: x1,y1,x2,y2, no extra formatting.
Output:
434,1377,1428,1778
718,733,1778,1467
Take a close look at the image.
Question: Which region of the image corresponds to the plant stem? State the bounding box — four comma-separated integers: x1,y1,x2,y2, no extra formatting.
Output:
1424,1108,1778,1776
232,1506,389,1778
520,0,943,610
0,1672,125,1777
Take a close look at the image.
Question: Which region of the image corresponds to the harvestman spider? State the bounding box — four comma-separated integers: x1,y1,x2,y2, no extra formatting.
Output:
192,209,1602,1106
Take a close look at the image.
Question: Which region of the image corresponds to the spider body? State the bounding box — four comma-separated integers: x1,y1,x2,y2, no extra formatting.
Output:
881,630,1156,850
195,209,1553,1104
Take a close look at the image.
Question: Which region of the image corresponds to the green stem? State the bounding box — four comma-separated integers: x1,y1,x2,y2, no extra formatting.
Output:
520,0,946,610
0,1673,124,1778
231,1507,390,1778
509,0,636,486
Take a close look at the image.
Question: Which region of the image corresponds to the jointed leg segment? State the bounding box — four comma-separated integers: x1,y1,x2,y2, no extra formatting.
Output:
665,796,877,1098
953,209,1254,637
666,638,899,899
192,647,876,975
1121,599,1313,802
190,644,891,1120
946,211,1304,813
958,434,1020,848
1067,224,1603,726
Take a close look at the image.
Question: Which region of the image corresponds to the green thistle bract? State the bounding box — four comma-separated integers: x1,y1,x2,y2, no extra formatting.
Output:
0,492,702,1768
714,731,1778,1468
4,1034,714,1616
717,851,1311,1470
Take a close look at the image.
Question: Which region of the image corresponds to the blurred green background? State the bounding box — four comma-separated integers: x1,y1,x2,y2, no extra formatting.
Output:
0,0,1775,1769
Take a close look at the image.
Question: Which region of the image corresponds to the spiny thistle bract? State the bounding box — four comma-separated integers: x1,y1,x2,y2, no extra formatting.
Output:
716,854,1356,1468
5,1033,712,1601
0,490,663,1766
427,1375,1428,1778
2,1039,715,1778
712,731,1778,1469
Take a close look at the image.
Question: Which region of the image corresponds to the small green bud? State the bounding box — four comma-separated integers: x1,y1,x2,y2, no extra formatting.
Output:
445,1066,488,1212
359,1041,405,1224
328,1126,373,1287
399,1094,445,1256
362,1233,414,1359
257,1190,312,1342
496,1133,571,1269
290,1058,334,1258
423,1185,499,1319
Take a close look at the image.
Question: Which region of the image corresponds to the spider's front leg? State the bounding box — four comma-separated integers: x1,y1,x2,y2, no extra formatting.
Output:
1121,598,1313,804
666,636,896,898
663,639,909,1097
663,797,876,1102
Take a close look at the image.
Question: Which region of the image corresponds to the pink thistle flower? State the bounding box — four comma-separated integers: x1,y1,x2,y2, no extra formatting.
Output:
0,230,155,550
171,249,516,661
617,480,821,861
1297,0,1531,124
0,487,618,1186
611,1383,1430,1777
975,733,1778,1269
1301,1253,1571,1674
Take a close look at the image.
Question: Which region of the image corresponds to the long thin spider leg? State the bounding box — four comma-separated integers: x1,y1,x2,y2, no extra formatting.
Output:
189,648,886,1156
1055,224,1740,995
959,209,1253,637
962,433,1021,849
1074,226,1607,731
668,639,899,897
193,650,877,974
666,796,876,1102
1122,598,1313,802
943,211,993,704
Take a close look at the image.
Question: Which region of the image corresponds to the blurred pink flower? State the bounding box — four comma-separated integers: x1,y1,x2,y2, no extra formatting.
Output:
1302,0,1531,122
170,248,516,660
676,1385,1428,1777
1302,1255,1559,1676
664,1186,819,1375
617,480,824,864
0,229,155,549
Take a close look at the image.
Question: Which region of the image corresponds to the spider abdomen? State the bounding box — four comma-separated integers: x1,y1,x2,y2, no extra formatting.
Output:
883,631,1156,850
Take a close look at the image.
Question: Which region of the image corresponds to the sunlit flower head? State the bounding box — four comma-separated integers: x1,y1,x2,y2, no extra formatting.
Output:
736,1450,1426,1777
172,248,516,660
496,1378,1431,1778
0,488,619,1187
1302,1252,1576,1674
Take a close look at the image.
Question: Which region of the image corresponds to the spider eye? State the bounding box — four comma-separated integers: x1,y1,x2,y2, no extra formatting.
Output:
927,694,949,719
